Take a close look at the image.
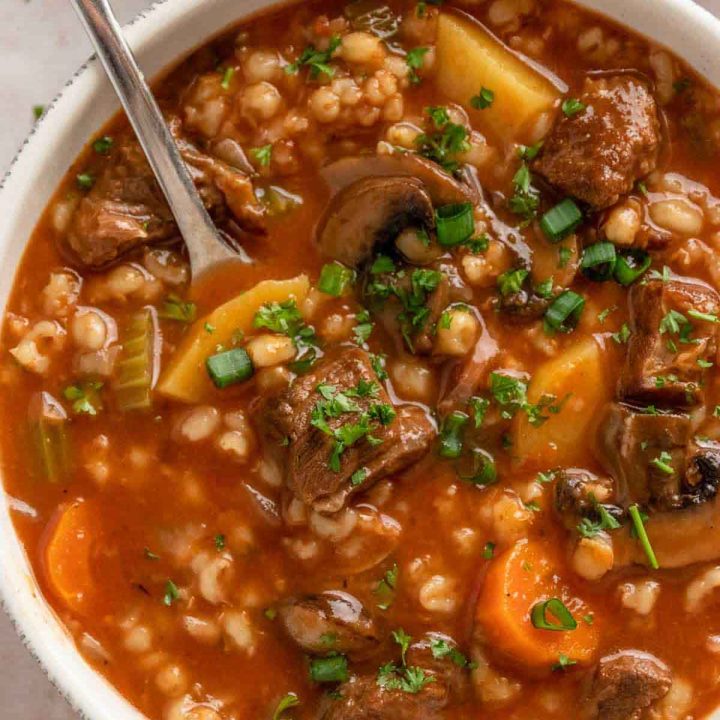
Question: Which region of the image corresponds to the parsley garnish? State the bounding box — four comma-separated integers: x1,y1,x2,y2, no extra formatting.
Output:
430,638,473,667
93,136,114,155
415,106,469,175
251,144,273,167
159,294,196,323
272,693,300,720
163,580,180,606
406,47,429,84
561,98,585,117
63,381,103,416
285,36,341,79
508,163,539,222
471,87,494,109
374,563,398,610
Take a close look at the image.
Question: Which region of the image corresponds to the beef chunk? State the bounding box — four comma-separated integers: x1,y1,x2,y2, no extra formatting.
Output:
620,278,719,406
279,591,380,660
318,633,468,720
599,403,720,511
65,119,264,267
534,75,660,209
586,650,672,720
260,348,434,512
554,469,617,530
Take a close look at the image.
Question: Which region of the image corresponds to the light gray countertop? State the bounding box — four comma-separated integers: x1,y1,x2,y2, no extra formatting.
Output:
1,0,720,717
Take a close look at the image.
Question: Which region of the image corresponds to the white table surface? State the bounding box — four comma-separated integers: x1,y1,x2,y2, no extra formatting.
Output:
1,0,720,717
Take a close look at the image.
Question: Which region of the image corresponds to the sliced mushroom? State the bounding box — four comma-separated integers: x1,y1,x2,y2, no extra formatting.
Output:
278,590,380,660
320,153,478,207
317,176,434,267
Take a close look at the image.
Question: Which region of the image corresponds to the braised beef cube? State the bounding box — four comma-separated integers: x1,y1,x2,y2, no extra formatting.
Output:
586,650,672,720
318,632,468,720
534,76,660,209
65,119,263,267
278,591,380,660
598,402,691,511
260,348,434,513
620,278,719,406
554,469,616,530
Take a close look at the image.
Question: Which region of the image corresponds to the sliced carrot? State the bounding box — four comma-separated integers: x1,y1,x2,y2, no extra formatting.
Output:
476,539,600,672
42,500,99,614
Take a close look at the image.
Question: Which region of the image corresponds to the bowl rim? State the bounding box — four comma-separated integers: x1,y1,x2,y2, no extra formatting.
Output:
2,1,720,719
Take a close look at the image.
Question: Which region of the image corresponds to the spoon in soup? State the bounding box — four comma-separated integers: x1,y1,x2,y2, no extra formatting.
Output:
71,0,243,279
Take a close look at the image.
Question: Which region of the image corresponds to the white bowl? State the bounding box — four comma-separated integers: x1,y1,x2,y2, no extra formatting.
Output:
1,0,720,718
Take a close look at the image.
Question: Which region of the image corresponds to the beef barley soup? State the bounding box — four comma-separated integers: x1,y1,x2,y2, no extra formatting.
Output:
5,0,720,718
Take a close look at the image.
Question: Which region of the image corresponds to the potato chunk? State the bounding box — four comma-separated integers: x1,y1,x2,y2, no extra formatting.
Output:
435,11,561,142
512,338,611,467
158,275,309,403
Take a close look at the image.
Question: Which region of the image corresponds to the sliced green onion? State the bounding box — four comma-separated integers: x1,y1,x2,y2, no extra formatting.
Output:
309,655,349,683
206,348,254,388
540,199,583,242
688,309,719,323
613,250,651,286
439,411,469,459
456,447,497,486
436,203,474,246
628,504,659,570
544,291,585,333
580,242,616,281
318,262,354,297
530,598,578,631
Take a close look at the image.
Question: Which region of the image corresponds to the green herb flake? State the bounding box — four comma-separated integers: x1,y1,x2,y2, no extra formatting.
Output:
406,47,429,84
63,381,103,416
483,541,495,559
93,136,114,155
214,534,226,551
272,692,300,720
220,66,236,90
470,87,495,110
159,294,197,323
163,580,180,606
561,98,586,117
76,173,95,191
251,144,273,167
286,35,341,79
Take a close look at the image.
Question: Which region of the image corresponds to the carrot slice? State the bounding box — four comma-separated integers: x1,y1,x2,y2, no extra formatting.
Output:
476,539,599,672
42,500,99,614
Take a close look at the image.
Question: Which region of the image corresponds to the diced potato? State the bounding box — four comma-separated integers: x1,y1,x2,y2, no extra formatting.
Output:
435,11,561,142
158,275,309,403
512,338,611,466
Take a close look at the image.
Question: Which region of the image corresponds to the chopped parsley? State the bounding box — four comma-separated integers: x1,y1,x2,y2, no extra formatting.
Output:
159,294,196,323
76,172,95,191
489,372,566,428
353,309,374,346
552,654,578,671
286,36,341,79
561,98,586,117
469,396,490,428
430,638,473,668
517,141,543,161
32,104,46,121
471,87,495,110
254,299,318,370
163,580,180,606
92,136,114,154
311,382,394,471
650,450,675,476
251,144,273,167
497,268,529,297
63,381,103,416
406,47,429,84
508,162,540,222
377,663,435,694
370,352,389,381
577,503,621,538
415,106,470,174
214,534,226,551
611,323,631,344
351,467,369,486
483,541,495,559
374,563,399,610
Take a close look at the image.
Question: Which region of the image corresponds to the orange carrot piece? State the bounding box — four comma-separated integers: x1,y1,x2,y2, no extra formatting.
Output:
476,539,600,672
43,500,99,614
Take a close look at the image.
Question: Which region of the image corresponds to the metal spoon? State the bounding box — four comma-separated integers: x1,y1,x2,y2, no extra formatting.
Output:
72,0,240,279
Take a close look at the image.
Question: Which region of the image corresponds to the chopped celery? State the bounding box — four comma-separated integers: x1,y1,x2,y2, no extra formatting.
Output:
28,392,71,482
114,308,157,411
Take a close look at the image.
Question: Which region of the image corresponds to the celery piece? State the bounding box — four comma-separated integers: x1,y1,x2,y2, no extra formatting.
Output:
28,392,71,482
114,308,157,411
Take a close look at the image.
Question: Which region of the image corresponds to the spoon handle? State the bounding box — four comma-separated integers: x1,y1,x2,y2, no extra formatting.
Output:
71,0,237,276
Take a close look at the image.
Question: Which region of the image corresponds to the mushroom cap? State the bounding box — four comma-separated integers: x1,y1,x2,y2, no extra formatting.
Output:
320,152,477,207
317,175,435,267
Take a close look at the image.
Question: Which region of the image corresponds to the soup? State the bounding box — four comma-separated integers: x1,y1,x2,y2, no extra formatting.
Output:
4,0,720,718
